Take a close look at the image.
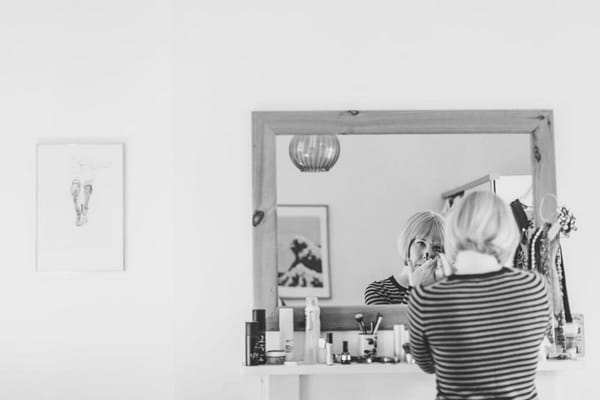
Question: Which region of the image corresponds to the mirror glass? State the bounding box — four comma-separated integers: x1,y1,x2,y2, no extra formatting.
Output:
276,133,532,306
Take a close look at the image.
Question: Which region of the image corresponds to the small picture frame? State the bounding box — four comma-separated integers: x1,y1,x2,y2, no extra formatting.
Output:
36,143,125,272
277,205,331,299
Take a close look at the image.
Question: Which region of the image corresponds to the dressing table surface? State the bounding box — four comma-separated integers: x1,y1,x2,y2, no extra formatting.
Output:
242,359,584,376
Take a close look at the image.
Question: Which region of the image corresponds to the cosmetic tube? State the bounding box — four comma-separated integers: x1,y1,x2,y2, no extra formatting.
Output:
325,333,334,365
304,297,321,364
393,324,406,362
279,307,294,361
252,309,267,365
318,338,326,364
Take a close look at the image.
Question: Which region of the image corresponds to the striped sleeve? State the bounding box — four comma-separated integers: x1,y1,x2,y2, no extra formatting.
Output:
364,281,389,305
408,284,435,374
364,277,411,305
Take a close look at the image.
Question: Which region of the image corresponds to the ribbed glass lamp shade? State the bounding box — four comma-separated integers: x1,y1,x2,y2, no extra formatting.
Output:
289,134,341,172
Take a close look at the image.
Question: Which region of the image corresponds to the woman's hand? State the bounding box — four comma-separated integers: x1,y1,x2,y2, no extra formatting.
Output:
407,258,440,287
438,254,454,277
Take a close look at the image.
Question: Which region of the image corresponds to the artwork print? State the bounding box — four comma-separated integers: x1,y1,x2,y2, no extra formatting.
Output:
277,205,331,298
36,144,124,271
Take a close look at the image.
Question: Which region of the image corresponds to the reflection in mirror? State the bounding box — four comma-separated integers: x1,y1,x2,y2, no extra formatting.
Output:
276,133,531,306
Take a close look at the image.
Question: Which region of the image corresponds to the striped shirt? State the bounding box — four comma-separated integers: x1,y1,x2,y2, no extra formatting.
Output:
364,276,411,305
408,267,550,400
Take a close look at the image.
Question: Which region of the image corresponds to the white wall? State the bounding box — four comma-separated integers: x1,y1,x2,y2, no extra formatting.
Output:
0,1,175,400
1,0,599,399
173,1,599,399
276,134,530,306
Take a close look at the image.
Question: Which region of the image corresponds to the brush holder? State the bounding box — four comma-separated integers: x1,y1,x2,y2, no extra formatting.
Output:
358,333,377,358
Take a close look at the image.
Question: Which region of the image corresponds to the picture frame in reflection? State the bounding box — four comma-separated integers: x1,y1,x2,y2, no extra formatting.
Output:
277,205,331,299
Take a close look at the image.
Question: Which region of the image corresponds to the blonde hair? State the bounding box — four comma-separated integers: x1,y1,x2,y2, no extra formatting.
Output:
445,191,520,266
397,211,446,267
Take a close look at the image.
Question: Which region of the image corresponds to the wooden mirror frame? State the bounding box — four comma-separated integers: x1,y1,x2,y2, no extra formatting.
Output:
252,110,557,330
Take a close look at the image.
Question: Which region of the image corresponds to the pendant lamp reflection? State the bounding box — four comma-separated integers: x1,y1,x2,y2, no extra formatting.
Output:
289,134,341,172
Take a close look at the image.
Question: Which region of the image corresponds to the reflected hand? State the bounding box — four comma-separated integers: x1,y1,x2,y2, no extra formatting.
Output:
407,258,439,287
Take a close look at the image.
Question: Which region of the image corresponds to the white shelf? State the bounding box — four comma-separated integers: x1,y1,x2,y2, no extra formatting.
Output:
242,363,419,376
242,359,585,376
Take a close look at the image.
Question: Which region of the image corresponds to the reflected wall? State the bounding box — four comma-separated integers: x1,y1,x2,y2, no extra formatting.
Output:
276,133,531,305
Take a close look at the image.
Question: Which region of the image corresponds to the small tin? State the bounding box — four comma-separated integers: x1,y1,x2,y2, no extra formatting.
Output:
266,350,287,365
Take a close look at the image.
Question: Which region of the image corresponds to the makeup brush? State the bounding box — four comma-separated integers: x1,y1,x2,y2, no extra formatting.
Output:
354,313,367,334
372,313,383,335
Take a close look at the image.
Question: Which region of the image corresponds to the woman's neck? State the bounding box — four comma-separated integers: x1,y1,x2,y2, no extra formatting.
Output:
454,250,502,275
393,268,410,287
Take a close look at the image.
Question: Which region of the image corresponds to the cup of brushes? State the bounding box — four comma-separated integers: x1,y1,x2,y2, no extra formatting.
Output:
355,312,382,358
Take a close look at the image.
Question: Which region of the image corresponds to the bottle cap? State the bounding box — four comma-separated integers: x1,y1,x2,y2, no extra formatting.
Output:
326,333,333,344
342,340,349,352
252,309,266,330
246,321,259,336
305,296,319,307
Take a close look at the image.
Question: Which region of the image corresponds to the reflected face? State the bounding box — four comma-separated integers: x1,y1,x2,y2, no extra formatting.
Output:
409,238,445,267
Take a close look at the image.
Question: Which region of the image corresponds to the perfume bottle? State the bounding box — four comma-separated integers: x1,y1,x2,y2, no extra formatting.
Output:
341,340,351,364
304,297,321,364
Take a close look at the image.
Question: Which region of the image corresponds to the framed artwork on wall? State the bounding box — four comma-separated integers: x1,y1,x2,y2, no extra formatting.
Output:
276,205,331,299
36,143,125,272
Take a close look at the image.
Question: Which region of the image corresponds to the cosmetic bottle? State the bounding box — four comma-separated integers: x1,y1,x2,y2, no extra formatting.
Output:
318,337,326,364
325,333,334,365
563,323,579,359
279,307,294,361
341,340,351,364
393,324,406,362
402,330,414,364
245,321,260,366
252,309,266,365
303,297,321,364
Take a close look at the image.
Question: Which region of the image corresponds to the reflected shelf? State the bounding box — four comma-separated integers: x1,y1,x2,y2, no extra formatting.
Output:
242,359,585,376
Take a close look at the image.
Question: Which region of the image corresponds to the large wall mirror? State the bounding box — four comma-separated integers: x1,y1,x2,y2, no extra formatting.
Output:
253,110,557,330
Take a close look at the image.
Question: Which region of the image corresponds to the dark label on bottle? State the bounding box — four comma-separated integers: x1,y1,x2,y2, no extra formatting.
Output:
246,335,260,366
255,333,266,364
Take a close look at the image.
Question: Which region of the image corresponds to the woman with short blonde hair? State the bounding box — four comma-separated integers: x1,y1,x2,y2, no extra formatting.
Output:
365,211,446,305
409,191,550,400
397,211,446,268
444,190,520,266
